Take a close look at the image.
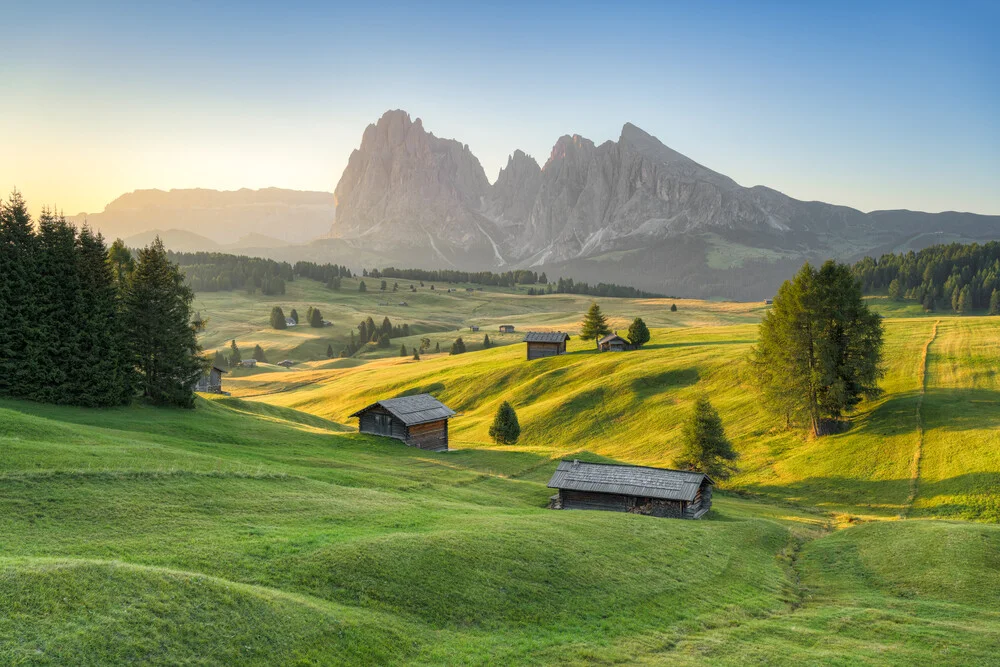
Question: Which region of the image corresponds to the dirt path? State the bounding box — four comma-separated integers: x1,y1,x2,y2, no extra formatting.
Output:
904,319,939,517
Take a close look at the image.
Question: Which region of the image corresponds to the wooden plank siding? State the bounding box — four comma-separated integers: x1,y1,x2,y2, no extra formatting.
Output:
405,419,449,451
526,341,565,360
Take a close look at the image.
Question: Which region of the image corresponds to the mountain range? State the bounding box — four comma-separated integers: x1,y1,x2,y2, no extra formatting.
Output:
77,110,1000,299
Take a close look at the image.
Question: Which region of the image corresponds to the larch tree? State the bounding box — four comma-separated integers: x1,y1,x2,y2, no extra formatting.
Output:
749,261,884,436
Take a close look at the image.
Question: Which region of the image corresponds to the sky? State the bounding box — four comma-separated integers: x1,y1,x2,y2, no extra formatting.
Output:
2,0,998,217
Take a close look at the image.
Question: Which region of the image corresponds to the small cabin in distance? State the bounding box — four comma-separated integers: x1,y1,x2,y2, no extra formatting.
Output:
547,460,713,519
195,366,227,394
499,324,515,334
350,393,456,452
523,331,570,360
598,333,633,352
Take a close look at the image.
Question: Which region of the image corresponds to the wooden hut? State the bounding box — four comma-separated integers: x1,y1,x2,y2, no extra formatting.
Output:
499,324,515,334
547,460,713,519
195,366,227,394
523,331,570,360
350,393,456,451
598,333,632,352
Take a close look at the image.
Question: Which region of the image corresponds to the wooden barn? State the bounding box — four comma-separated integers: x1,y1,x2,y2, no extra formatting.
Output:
499,324,515,334
350,393,456,452
598,333,633,352
194,366,227,394
547,460,713,519
523,331,570,360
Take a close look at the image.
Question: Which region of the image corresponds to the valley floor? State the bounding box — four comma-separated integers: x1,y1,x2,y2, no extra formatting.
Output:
2,291,999,665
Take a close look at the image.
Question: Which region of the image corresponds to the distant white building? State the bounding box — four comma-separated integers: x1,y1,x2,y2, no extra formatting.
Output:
285,317,297,327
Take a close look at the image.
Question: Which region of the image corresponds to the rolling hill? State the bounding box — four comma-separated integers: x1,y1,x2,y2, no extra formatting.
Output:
4,280,1000,663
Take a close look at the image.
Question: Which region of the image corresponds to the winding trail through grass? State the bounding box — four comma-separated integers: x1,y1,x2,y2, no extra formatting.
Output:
904,319,939,517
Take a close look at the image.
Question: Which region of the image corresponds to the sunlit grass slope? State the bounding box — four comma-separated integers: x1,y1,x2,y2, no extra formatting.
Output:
230,313,1000,522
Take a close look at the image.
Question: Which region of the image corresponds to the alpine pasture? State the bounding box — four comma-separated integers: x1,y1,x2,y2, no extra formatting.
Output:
3,277,1000,665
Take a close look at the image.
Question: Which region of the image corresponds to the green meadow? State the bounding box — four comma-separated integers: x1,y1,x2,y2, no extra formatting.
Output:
3,278,1000,664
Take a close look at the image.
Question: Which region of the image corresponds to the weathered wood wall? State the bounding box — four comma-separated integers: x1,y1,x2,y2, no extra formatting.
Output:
527,341,564,360
557,490,698,519
359,407,407,440
405,419,448,451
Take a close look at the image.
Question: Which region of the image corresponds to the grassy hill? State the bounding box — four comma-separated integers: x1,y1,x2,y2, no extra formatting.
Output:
4,280,1000,664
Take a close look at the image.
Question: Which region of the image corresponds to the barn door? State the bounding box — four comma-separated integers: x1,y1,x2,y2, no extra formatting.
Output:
374,414,392,436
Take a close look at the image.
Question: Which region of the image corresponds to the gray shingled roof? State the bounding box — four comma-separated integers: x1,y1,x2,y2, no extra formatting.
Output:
598,333,629,345
350,393,456,426
523,331,570,343
547,460,713,501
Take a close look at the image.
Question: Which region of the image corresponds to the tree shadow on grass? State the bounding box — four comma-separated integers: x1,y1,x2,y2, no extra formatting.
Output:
631,369,700,398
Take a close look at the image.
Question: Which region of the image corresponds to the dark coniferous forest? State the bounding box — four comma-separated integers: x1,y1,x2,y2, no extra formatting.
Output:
0,192,203,407
853,242,1000,313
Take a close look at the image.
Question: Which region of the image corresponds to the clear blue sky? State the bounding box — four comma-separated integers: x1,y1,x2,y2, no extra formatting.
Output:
3,0,997,216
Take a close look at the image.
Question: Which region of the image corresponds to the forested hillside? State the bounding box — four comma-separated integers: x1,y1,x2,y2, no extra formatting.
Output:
854,242,1000,313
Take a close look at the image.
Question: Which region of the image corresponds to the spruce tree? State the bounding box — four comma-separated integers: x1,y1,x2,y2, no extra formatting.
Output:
450,337,466,355
670,303,677,312
412,349,420,360
483,333,491,348
674,396,738,480
327,343,334,358
73,226,132,406
270,306,287,329
580,302,611,341
309,307,324,327
124,238,203,407
399,343,407,357
435,341,440,353
0,191,38,399
359,281,366,292
290,308,299,324
627,317,651,347
382,316,392,336
32,209,82,403
488,401,521,445
229,339,242,366
990,289,1000,315
252,344,267,363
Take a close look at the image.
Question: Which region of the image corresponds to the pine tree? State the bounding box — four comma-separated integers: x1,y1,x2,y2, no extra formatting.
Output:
990,289,1000,316
399,343,407,356
488,401,521,445
252,344,267,363
124,238,204,407
450,337,466,355
483,333,491,348
435,341,440,353
229,339,242,367
309,307,324,327
673,396,738,480
412,349,420,360
327,343,334,358
670,303,677,312
380,280,387,291
749,261,884,436
270,306,287,329
0,191,38,399
359,281,367,292
888,279,902,301
580,302,611,341
382,316,392,336
290,308,299,324
627,317,651,347
957,285,972,313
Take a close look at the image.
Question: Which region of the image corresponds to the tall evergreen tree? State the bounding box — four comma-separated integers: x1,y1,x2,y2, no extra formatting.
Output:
229,339,242,366
749,261,884,436
673,396,738,480
289,308,299,324
309,307,324,327
990,289,1000,315
72,226,131,405
270,306,287,329
488,401,521,445
399,343,407,357
435,341,440,353
358,280,366,292
450,337,466,355
412,348,420,360
327,343,334,358
382,316,393,336
124,238,203,407
107,238,134,287
670,303,677,312
483,333,491,348
0,191,38,399
580,302,611,341
32,209,82,403
252,344,267,363
627,317,651,347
